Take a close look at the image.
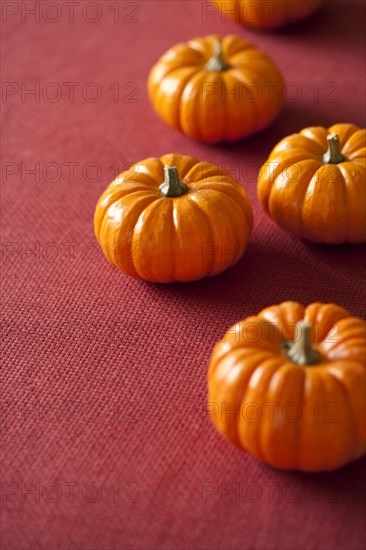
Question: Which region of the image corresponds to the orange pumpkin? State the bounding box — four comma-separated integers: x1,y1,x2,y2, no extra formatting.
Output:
94,154,253,283
214,0,324,30
148,34,284,143
208,301,366,471
257,123,366,244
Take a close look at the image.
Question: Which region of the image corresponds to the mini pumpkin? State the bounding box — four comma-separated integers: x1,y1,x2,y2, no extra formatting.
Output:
214,0,324,30
208,301,366,471
94,154,253,283
148,34,284,143
258,123,366,244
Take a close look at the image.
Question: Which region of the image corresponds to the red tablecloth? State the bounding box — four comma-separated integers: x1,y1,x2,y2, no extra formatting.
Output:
2,1,366,549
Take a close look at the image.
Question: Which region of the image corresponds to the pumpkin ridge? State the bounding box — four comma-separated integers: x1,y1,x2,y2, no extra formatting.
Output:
161,43,205,63
153,69,200,133
338,162,366,242
97,190,157,248
325,368,357,430
233,66,283,128
298,161,324,238
185,161,236,184
229,52,281,74
239,356,287,462
328,123,360,147
221,35,255,57
342,129,366,157
214,351,272,449
304,302,351,341
94,185,154,239
130,198,167,280
187,36,219,58
179,69,213,139
261,361,305,469
299,164,344,242
277,301,306,328
258,155,304,214
186,194,235,274
158,66,202,97
294,365,306,470
193,180,253,233
347,152,366,163
191,176,239,187
226,48,267,66
267,158,317,238
193,183,252,233
323,368,358,463
112,192,159,276
170,201,177,282
220,350,277,448
117,179,159,191
213,346,280,374
335,165,349,241
184,195,216,277
232,60,283,93
272,133,324,156
258,305,291,333
326,362,366,460
122,159,165,186
322,318,366,350
273,144,320,160
190,188,251,258
224,69,258,132
200,72,226,143
299,127,328,151
296,368,326,470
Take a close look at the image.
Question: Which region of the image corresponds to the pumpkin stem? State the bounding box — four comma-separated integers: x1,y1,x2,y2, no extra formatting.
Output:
205,39,230,72
159,166,189,198
323,133,345,164
284,321,321,366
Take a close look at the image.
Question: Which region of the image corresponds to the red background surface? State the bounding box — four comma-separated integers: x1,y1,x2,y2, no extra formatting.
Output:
1,1,366,549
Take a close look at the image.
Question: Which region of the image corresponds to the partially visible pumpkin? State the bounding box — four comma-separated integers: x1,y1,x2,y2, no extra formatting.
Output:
94,153,253,283
257,123,366,244
208,301,366,471
214,0,324,30
148,34,284,143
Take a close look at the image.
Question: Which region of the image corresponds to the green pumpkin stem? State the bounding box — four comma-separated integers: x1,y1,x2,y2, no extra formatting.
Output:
205,39,230,72
323,133,345,164
284,321,321,366
159,166,189,198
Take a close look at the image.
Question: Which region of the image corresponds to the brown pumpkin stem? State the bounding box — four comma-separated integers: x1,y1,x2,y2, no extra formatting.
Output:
159,166,189,198
323,133,345,164
284,321,321,366
205,39,230,72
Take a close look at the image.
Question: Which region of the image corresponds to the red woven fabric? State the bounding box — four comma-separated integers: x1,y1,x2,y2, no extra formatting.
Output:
1,1,366,549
